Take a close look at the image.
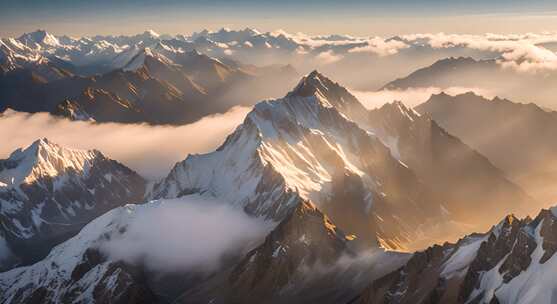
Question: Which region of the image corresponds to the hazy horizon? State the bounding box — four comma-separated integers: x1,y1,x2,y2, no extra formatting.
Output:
1,0,557,37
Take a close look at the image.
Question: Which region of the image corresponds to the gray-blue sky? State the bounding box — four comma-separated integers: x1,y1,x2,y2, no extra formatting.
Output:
1,0,556,37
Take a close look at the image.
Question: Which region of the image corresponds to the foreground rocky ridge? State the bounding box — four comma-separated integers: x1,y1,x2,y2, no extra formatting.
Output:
352,207,557,304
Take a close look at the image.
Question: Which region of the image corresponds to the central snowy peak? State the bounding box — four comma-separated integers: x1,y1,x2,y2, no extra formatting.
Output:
151,71,379,214
0,138,99,189
287,70,368,123
247,88,372,202
152,71,444,249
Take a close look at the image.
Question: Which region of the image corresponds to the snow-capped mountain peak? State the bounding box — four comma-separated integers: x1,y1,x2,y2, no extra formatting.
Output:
288,70,336,99
150,71,371,213
287,70,368,122
0,139,146,271
122,45,177,71
355,207,557,304
0,138,99,189
151,71,447,250
17,30,60,49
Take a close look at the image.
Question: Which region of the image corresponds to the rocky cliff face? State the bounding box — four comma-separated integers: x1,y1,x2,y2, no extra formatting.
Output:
353,207,557,304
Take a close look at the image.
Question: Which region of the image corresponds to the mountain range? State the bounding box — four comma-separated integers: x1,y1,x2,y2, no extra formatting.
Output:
0,30,297,124
383,56,557,110
3,29,557,122
0,71,551,304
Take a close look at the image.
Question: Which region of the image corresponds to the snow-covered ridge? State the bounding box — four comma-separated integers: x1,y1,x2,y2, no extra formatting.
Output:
150,71,379,218
18,30,61,50
0,138,99,189
0,195,273,303
4,29,556,75
151,71,448,251
0,138,146,272
358,207,557,304
465,209,557,303
247,93,372,201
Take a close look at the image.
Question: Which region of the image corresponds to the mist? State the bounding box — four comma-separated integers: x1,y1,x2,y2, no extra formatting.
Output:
351,87,494,109
0,107,250,180
300,249,409,282
99,195,274,273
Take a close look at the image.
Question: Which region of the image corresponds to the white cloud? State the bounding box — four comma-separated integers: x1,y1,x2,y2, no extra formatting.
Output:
0,107,251,180
99,195,274,273
315,50,343,64
348,37,409,56
402,32,557,72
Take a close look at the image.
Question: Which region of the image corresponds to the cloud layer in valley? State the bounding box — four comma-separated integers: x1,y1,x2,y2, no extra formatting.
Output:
402,32,557,72
0,107,250,180
99,195,274,273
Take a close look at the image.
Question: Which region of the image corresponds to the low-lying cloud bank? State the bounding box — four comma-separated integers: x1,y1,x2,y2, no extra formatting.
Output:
99,195,274,273
402,33,557,72
0,107,250,180
264,30,557,73
351,87,495,109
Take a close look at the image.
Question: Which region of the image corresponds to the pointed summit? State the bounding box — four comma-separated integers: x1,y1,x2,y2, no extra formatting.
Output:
375,100,420,123
286,70,368,123
123,44,175,71
0,138,100,188
287,70,328,98
18,30,60,48
0,139,145,272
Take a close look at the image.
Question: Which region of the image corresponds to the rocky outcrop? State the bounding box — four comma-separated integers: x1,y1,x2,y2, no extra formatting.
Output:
353,208,557,304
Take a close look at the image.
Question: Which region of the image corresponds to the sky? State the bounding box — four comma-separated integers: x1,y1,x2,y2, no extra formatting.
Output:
1,0,557,37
